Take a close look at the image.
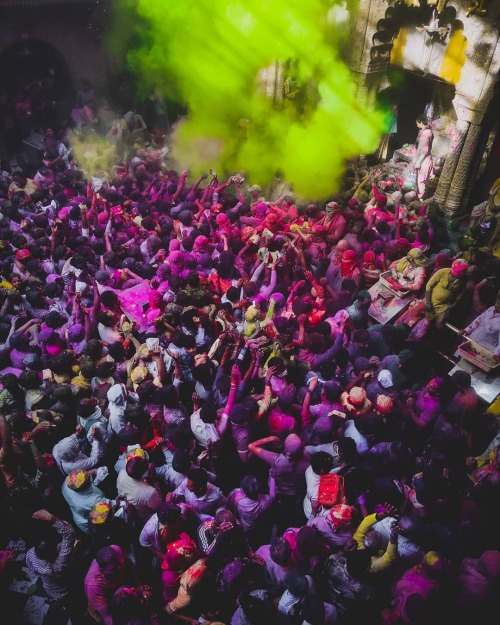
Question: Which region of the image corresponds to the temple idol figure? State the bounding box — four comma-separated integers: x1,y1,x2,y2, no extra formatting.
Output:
411,115,434,199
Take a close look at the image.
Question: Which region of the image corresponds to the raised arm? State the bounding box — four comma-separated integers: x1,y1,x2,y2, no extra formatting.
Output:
171,170,188,203
186,173,209,200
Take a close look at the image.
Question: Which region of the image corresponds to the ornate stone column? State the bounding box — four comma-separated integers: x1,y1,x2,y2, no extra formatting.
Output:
436,94,485,215
434,118,469,205
445,121,483,213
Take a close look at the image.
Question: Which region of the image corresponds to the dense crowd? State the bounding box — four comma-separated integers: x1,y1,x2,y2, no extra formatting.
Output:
0,105,500,625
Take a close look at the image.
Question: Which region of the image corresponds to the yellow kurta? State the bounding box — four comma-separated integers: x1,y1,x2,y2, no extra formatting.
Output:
425,268,464,320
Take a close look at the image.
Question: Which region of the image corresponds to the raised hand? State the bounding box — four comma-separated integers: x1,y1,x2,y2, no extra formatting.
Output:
265,365,277,383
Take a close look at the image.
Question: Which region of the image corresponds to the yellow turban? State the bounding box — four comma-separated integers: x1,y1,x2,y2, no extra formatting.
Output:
90,501,112,525
131,365,148,384
66,470,90,491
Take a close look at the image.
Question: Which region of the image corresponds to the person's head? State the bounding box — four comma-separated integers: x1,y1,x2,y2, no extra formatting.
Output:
44,311,66,330
427,377,445,397
51,384,74,404
214,510,237,535
34,526,60,563
165,538,199,573
18,369,42,390
83,338,103,360
270,537,291,566
322,380,342,403
107,341,126,363
407,247,430,268
325,201,340,215
237,590,273,625
328,504,356,531
248,184,262,199
76,397,97,418
397,349,414,370
228,403,249,425
451,258,469,278
353,357,370,375
377,369,393,389
98,311,116,328
295,526,319,558
284,571,309,598
186,467,208,496
310,451,334,476
363,528,384,553
65,469,91,491
109,586,144,625
450,370,472,393
95,546,126,579
353,329,370,347
199,402,217,424
336,436,357,464
154,386,178,411
284,433,303,460
346,549,373,580
192,362,214,387
416,114,429,129
22,353,43,371
125,455,148,480
356,290,372,310
172,449,191,474
100,289,119,309
117,424,141,447
157,502,182,529
9,331,30,351
375,394,395,414
95,361,116,380
240,475,261,500
183,334,197,357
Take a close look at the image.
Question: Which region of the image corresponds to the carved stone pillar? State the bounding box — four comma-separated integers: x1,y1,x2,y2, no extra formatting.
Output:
436,94,485,215
445,122,483,214
434,118,469,205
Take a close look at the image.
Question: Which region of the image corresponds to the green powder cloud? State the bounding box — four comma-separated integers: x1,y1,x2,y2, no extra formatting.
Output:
112,0,384,199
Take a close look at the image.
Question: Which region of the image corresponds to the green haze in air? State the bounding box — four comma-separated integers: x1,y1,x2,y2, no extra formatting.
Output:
110,0,384,199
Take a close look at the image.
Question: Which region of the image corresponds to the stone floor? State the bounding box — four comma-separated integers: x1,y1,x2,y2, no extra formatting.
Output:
2,539,71,625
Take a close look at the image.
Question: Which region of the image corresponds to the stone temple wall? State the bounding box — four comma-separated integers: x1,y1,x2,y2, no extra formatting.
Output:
0,2,110,94
347,0,500,215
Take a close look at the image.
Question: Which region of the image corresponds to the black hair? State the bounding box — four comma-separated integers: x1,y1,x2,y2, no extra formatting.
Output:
199,403,217,424
83,339,103,360
323,381,342,402
229,403,249,425
337,436,357,462
18,370,42,390
157,502,182,525
310,451,334,475
172,449,191,474
186,467,208,487
77,397,97,418
240,475,261,500
270,537,291,565
96,546,120,570
125,455,148,479
345,549,372,579
100,290,118,308
284,571,309,597
156,385,179,408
